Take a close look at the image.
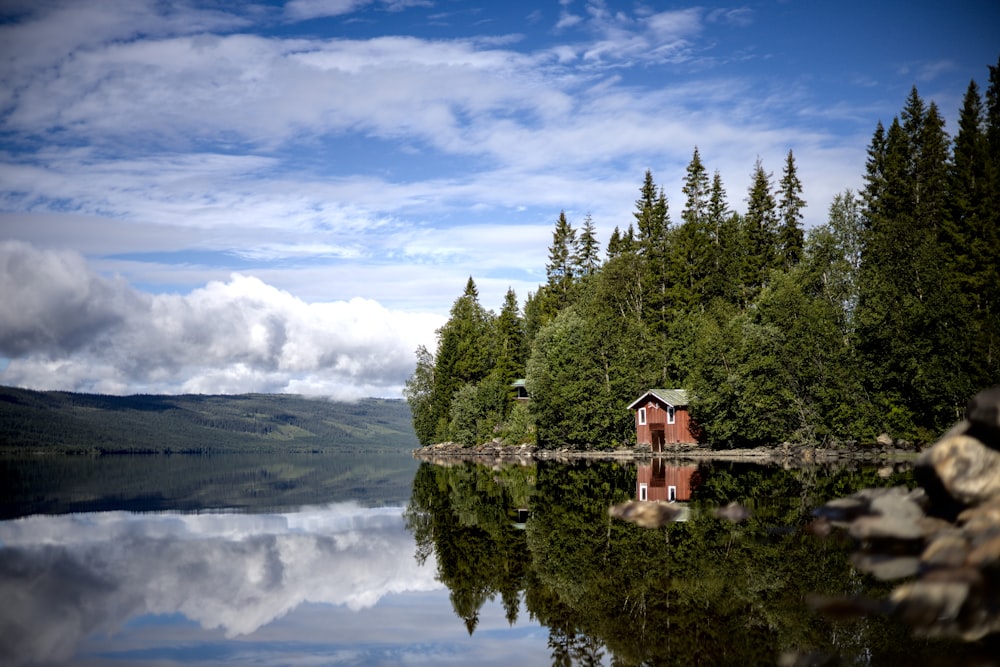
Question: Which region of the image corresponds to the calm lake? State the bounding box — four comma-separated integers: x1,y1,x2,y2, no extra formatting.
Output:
0,452,995,666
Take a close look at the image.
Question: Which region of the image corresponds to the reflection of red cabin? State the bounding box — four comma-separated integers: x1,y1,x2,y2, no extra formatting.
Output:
637,460,700,502
628,389,696,451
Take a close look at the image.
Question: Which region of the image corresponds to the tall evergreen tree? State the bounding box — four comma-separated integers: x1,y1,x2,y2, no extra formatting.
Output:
429,277,495,442
857,87,967,437
704,171,741,304
777,149,806,269
681,147,711,227
741,158,778,305
671,148,715,311
634,169,669,253
546,210,577,307
951,70,1000,399
572,213,602,279
493,287,526,384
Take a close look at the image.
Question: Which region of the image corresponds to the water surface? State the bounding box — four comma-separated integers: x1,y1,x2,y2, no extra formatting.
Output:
1,453,994,666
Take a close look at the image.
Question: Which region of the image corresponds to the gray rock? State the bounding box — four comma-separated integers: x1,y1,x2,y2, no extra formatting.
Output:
609,500,686,528
917,433,1000,506
851,553,921,580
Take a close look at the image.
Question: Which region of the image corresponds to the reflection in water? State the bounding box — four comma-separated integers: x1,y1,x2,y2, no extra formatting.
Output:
407,459,1000,666
0,503,441,666
636,460,701,502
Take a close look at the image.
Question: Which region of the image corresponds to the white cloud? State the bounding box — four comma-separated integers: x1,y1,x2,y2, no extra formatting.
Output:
0,504,442,665
0,0,938,397
0,242,443,398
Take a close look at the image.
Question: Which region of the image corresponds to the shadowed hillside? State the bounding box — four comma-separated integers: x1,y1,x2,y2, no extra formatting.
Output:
0,386,418,453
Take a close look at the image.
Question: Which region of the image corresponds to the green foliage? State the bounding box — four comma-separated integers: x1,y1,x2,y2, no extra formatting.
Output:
404,344,437,445
406,56,1000,449
499,400,534,445
777,149,806,268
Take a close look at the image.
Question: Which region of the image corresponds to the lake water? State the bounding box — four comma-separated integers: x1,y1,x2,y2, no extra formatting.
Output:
0,452,995,666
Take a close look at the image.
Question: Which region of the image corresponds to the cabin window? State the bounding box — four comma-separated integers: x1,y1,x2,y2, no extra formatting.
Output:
639,483,648,501
638,407,646,425
667,405,675,424
668,485,677,502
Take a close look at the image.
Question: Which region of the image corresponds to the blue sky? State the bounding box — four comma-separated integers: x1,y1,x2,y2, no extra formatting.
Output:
1,0,997,398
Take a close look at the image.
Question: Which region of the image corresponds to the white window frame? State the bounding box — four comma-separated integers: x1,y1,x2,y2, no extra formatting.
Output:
668,485,677,502
638,407,646,425
639,483,648,501
667,405,676,424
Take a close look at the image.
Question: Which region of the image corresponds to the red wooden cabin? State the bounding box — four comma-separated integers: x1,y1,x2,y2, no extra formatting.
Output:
628,389,696,451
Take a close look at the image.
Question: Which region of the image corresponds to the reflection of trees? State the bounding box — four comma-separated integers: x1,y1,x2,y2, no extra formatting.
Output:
406,459,984,665
405,462,535,631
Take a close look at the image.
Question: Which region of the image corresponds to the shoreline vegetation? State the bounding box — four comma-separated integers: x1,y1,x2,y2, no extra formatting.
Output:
405,58,1000,454
413,440,920,465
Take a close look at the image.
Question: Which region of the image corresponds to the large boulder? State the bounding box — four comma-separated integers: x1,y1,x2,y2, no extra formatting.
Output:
811,386,1000,641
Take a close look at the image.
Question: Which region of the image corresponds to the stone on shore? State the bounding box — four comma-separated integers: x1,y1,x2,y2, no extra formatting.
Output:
811,386,1000,641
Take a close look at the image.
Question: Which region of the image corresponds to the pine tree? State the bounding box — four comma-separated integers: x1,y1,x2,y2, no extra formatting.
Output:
494,287,526,384
572,213,601,279
546,210,577,308
429,277,494,442
741,158,778,304
952,65,1000,399
634,169,668,253
681,147,710,227
857,87,968,437
672,148,715,311
606,226,624,259
777,149,806,269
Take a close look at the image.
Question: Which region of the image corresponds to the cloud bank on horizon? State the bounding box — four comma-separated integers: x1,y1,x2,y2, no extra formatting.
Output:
0,503,443,665
1,0,997,397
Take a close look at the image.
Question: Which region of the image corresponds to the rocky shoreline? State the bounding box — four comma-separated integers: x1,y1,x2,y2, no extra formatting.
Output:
412,439,918,466
804,386,1000,643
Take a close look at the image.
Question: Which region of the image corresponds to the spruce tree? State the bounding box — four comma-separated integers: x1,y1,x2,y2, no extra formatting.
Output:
546,210,577,308
777,149,806,269
952,67,1000,399
606,226,624,259
681,147,710,227
672,148,715,311
494,287,526,384
429,277,494,442
858,87,967,437
741,158,778,304
572,213,601,279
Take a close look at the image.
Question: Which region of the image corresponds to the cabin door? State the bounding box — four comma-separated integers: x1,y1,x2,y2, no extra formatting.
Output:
651,428,665,453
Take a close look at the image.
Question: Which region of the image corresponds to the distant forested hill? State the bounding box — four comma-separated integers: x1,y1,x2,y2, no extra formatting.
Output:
0,386,419,453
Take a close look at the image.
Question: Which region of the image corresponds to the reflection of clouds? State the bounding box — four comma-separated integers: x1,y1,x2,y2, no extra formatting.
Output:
0,503,440,666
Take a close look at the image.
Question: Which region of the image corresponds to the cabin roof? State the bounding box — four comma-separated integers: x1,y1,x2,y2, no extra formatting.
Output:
627,388,689,410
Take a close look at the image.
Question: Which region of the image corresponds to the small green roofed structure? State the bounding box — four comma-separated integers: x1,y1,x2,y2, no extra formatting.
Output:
511,379,529,401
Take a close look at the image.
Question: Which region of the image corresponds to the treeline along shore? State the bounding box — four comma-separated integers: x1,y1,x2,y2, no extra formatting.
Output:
406,57,1000,453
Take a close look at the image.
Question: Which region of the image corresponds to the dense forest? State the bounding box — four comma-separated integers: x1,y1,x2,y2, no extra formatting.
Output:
0,386,418,453
406,58,1000,450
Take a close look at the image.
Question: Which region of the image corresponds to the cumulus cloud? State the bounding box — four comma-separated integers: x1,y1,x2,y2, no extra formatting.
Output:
0,242,443,398
0,503,441,666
